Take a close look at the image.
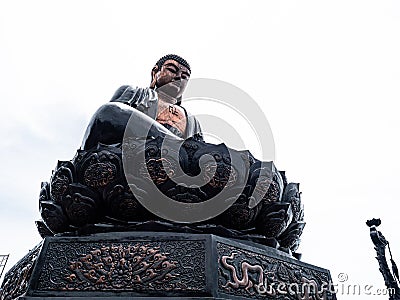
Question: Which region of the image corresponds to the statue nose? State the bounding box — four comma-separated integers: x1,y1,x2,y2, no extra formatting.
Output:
174,72,183,80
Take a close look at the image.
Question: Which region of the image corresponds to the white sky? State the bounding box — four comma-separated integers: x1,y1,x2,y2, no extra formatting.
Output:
1,1,400,299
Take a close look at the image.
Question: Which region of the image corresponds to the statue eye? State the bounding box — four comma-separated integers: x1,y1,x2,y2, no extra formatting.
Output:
167,67,177,73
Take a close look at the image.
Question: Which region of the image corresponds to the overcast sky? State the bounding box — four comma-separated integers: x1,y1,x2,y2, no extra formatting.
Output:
1,1,400,299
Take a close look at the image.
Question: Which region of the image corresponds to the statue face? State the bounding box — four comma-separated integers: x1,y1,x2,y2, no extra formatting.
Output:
151,59,191,99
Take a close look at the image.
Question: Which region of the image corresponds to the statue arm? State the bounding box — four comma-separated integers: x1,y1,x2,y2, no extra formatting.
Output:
182,107,204,142
191,116,204,142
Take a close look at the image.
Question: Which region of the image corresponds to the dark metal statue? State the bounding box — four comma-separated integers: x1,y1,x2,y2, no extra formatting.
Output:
35,54,305,257
367,218,400,299
0,55,328,300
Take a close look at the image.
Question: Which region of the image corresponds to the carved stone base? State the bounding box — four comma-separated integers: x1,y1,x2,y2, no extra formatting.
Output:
1,232,336,299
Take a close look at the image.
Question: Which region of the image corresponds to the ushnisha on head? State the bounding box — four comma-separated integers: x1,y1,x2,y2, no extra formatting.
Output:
150,54,191,103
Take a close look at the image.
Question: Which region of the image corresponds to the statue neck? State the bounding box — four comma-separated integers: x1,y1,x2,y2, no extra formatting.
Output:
157,91,178,105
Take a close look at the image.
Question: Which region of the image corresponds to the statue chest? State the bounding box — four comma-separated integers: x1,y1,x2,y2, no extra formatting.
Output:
156,100,187,137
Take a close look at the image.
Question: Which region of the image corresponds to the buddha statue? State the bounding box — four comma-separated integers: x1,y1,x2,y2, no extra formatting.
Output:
37,54,305,257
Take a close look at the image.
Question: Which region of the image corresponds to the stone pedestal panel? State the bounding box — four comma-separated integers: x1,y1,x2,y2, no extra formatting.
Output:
1,232,336,299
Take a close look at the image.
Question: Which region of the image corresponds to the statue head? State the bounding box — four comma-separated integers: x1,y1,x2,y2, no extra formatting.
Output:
150,54,191,104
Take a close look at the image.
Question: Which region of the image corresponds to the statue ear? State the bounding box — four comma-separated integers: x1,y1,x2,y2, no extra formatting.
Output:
150,65,158,89
176,96,182,106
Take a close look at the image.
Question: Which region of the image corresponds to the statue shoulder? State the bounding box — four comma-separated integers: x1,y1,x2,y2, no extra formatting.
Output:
110,85,141,103
110,85,158,119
